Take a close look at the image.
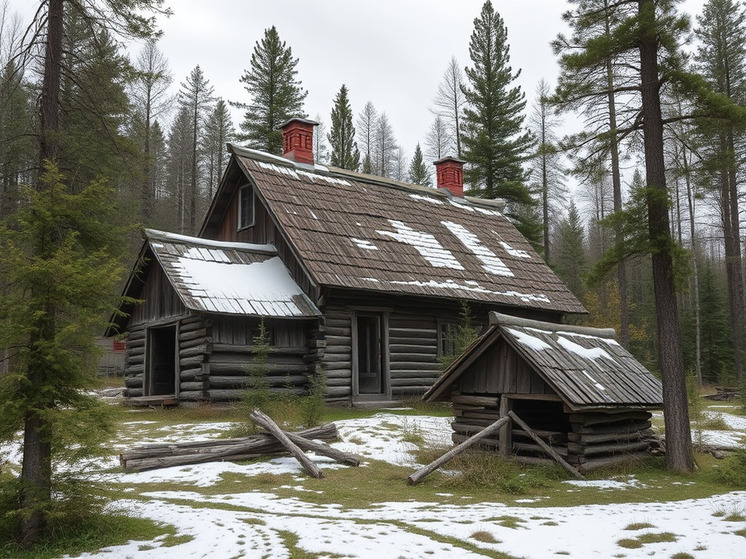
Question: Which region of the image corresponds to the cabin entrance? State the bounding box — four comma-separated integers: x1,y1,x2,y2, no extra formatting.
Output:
146,325,177,396
353,312,389,400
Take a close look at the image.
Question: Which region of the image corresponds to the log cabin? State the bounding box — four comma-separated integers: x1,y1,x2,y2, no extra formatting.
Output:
423,312,663,472
107,118,588,406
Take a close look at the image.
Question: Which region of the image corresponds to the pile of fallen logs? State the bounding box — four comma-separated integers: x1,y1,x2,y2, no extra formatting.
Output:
120,410,360,476
703,387,741,401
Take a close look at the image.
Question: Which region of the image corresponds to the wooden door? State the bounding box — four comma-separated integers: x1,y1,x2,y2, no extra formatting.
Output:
356,315,383,394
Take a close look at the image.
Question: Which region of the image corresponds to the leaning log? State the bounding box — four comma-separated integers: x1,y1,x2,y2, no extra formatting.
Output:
250,409,323,478
407,416,509,485
508,411,584,480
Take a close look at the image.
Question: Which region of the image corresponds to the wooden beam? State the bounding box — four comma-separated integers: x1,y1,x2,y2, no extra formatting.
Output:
407,416,509,485
249,410,323,478
508,411,584,480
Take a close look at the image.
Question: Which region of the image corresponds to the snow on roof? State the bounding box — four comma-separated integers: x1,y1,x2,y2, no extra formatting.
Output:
149,234,320,318
213,153,587,315
425,312,662,409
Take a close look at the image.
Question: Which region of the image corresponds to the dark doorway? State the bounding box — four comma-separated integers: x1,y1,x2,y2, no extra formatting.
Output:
146,325,177,396
356,314,383,395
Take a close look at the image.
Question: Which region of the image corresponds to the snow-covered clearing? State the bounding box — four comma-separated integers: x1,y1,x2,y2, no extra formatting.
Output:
4,407,746,558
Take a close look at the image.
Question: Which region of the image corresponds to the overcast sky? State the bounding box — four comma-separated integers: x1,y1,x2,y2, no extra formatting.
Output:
16,0,708,165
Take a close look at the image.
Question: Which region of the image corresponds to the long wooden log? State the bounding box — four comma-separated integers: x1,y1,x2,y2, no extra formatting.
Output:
407,416,509,485
284,434,360,467
508,411,584,480
120,424,338,470
249,410,323,478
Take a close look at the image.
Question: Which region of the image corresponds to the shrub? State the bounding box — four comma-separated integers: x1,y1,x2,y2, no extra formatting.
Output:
713,449,746,487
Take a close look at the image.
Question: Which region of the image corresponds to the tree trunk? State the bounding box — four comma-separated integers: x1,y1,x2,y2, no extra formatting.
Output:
725,128,745,379
39,0,64,165
20,410,52,547
638,0,693,472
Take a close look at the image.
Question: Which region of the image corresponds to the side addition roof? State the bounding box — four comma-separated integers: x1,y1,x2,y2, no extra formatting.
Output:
424,312,663,410
106,230,320,335
207,146,586,316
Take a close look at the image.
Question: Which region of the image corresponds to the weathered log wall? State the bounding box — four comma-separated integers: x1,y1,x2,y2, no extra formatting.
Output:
447,390,653,472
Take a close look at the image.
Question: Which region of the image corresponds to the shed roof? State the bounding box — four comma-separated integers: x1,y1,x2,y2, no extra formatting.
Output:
424,312,663,410
203,145,586,316
107,230,320,335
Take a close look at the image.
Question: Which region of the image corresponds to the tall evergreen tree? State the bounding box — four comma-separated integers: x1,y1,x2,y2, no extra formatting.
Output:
202,98,234,200
408,143,431,187
328,84,359,170
461,0,534,206
552,0,636,347
178,65,214,234
694,0,746,379
235,26,307,154
553,202,587,299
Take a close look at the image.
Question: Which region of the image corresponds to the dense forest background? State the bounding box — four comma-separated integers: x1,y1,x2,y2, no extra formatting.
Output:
1,0,744,387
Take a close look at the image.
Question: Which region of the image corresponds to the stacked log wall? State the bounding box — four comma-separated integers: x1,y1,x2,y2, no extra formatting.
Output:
123,325,146,397
566,410,653,472
320,307,352,402
206,316,313,402
177,315,211,401
388,314,440,397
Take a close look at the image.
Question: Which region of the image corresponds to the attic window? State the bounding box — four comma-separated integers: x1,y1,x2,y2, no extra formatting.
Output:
238,185,254,230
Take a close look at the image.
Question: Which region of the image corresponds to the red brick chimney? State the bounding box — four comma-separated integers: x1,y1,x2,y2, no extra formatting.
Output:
281,118,317,165
434,156,465,197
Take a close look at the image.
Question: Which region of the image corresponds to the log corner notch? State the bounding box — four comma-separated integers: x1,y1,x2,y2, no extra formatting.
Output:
407,411,584,485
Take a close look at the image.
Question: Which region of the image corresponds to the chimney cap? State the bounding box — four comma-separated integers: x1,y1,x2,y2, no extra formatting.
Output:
280,117,319,129
433,156,466,165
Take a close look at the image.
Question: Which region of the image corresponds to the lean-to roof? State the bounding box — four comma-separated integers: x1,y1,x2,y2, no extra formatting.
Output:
225,146,586,315
424,312,663,410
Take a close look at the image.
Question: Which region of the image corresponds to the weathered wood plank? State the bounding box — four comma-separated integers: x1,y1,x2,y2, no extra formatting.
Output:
509,411,583,479
407,417,509,485
250,410,323,478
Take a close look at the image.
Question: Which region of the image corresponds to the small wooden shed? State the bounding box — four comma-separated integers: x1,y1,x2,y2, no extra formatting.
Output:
423,312,663,472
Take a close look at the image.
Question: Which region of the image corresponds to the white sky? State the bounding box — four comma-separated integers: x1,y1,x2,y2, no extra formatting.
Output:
15,0,708,163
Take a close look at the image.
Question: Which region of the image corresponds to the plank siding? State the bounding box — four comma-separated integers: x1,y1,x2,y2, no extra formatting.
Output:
128,264,186,326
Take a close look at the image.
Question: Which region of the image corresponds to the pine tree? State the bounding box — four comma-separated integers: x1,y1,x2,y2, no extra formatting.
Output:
553,202,587,299
694,0,746,379
408,143,431,187
461,0,534,205
328,85,360,171
0,165,127,545
178,65,214,234
202,99,235,200
235,26,307,154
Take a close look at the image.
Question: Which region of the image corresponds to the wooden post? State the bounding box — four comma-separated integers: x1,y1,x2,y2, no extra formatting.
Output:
499,394,512,458
508,411,584,480
250,410,324,478
407,416,509,485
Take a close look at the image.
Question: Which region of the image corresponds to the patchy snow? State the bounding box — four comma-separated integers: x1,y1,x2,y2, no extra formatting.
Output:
409,194,445,205
506,327,552,351
442,221,514,277
351,237,379,251
376,220,465,270
499,240,531,259
389,278,551,304
557,335,612,361
7,410,746,559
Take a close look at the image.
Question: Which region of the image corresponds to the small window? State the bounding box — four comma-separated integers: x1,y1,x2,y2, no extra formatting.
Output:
238,185,254,229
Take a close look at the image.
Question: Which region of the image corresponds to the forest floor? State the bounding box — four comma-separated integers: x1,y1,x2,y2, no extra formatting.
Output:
3,395,746,559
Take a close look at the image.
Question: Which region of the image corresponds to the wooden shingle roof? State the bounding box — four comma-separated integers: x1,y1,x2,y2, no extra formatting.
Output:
230,146,586,315
424,312,663,410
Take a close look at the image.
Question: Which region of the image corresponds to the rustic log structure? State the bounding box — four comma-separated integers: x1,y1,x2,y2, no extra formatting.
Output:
424,312,663,472
108,119,586,406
